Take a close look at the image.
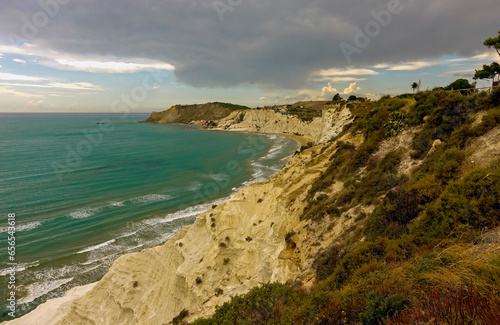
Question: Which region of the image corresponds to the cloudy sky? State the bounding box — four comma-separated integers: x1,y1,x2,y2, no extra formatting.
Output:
0,0,498,112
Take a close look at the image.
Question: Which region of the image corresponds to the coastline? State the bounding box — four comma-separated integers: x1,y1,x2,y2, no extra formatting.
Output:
3,127,300,325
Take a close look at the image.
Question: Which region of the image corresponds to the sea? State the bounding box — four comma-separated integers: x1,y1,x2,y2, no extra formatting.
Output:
0,113,299,320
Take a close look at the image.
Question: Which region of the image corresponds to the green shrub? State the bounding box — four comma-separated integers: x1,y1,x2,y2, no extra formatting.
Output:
360,291,410,325
434,147,465,181
410,91,473,158
308,141,356,197
353,150,403,203
407,91,437,126
193,283,302,325
313,245,344,281
489,86,500,108
409,175,443,207
325,241,386,288
412,159,500,242
384,111,407,138
473,107,500,136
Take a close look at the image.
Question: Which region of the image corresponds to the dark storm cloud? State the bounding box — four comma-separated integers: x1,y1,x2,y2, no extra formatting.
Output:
0,0,498,88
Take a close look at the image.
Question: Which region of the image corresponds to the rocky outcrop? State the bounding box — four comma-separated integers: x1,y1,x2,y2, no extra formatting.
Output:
216,105,352,144
143,102,248,124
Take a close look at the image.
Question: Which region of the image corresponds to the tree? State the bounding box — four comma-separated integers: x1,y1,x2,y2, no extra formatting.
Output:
347,95,358,101
474,32,500,85
411,82,419,93
474,62,500,82
444,79,472,91
332,93,342,101
484,30,500,57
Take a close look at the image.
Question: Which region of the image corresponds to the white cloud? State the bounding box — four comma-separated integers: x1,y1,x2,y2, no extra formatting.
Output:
0,73,47,82
446,50,499,63
259,96,266,101
51,59,175,73
0,44,33,56
342,82,361,95
46,82,104,91
0,87,44,98
365,93,382,101
310,76,367,83
25,99,55,110
13,58,26,64
0,43,175,74
0,81,103,91
314,68,379,77
320,82,338,98
388,61,437,71
373,63,390,69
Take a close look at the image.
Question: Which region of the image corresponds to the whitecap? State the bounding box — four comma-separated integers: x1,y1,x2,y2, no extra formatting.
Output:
68,208,100,219
109,201,125,207
141,197,228,227
0,221,42,233
130,194,172,204
186,181,202,191
208,174,230,182
18,277,74,305
77,239,116,254
0,261,40,276
116,230,138,239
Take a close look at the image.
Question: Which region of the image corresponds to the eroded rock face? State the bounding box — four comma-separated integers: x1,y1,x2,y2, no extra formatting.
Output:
143,103,245,124
217,106,353,144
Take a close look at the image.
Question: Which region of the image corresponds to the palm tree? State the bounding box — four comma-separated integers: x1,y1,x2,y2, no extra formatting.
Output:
411,82,419,93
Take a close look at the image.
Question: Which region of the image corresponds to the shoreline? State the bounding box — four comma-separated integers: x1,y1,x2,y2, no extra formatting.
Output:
3,126,300,325
151,120,314,147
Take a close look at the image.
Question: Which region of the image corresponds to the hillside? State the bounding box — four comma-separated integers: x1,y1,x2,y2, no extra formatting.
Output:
193,89,500,324
6,89,500,325
143,102,249,124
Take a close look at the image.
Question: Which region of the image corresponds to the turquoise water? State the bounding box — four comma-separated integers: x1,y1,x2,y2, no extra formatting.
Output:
0,113,298,320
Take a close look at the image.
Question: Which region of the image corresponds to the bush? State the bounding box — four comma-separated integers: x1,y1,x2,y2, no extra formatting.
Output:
384,111,407,138
489,86,500,108
409,175,443,207
433,147,465,182
325,241,386,288
353,150,403,203
411,159,500,242
384,283,500,325
407,91,437,126
193,283,302,325
360,291,410,325
410,91,473,158
313,245,344,281
308,141,356,197
473,107,500,136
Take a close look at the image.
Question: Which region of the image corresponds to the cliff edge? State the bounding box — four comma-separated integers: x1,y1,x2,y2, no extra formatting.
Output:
143,102,249,124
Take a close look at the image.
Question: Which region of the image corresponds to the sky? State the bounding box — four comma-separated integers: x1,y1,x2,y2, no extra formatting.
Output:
0,0,498,112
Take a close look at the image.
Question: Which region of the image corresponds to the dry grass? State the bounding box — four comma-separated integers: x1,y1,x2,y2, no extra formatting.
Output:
388,241,500,291
384,282,500,325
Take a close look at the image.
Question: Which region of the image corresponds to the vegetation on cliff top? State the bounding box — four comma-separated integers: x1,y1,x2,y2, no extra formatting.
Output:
192,87,500,325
